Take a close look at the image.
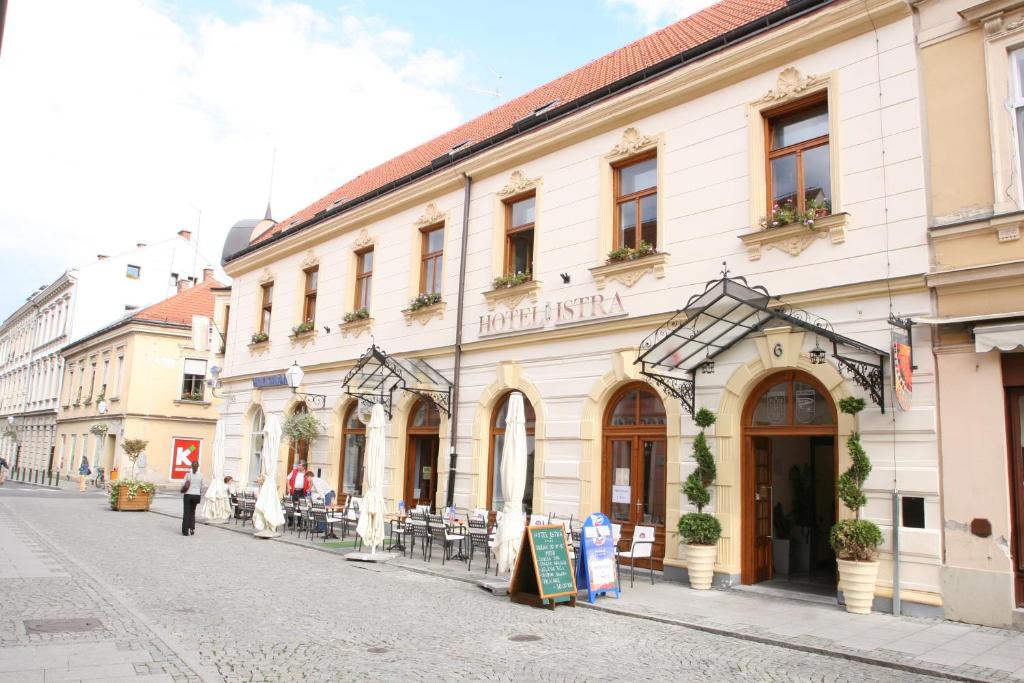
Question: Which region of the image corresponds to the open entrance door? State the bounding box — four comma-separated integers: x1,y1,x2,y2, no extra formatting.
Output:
404,399,441,511
742,372,838,590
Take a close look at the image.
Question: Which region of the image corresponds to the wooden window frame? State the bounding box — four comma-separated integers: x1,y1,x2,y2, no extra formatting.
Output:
354,248,373,311
405,399,441,509
302,267,318,325
259,282,273,335
612,152,658,250
763,93,830,217
419,224,444,295
503,192,536,277
486,392,537,511
340,404,366,496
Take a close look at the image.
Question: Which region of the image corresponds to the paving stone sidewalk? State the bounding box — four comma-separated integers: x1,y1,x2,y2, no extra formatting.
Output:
149,494,1024,682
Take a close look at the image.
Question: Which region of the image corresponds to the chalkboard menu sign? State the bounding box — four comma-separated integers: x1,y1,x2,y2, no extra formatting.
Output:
509,524,577,609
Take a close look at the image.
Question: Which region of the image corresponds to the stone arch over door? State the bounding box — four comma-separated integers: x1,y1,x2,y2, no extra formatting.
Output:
580,349,682,562
471,362,546,511
713,326,855,581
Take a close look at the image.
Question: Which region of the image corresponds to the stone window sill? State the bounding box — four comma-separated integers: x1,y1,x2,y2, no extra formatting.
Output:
589,252,669,289
738,212,850,260
340,317,373,338
482,279,541,310
174,399,211,407
402,301,446,326
289,329,317,345
248,340,270,353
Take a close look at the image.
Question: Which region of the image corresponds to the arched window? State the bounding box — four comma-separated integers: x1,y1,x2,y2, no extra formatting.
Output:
248,408,265,483
746,372,835,427
488,392,536,514
339,405,365,496
286,403,310,472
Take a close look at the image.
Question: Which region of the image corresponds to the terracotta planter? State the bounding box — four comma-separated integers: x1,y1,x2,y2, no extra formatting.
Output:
112,487,152,511
837,559,878,614
685,543,717,590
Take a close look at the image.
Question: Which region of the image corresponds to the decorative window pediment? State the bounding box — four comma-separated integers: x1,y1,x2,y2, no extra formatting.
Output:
299,249,319,269
414,203,446,228
606,126,658,160
352,229,375,250
755,67,828,105
497,170,541,198
257,268,274,284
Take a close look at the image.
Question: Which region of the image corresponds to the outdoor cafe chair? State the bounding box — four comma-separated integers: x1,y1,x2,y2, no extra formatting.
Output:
408,510,428,558
237,492,255,527
619,525,656,587
309,503,330,542
426,517,465,565
282,498,296,532
340,498,362,541
466,519,493,574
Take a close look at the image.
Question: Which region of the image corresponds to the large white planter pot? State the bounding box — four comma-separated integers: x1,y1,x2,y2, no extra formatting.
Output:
686,544,717,590
837,559,879,614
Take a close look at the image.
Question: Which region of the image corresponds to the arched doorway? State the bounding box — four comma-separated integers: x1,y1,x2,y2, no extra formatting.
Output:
405,399,440,510
741,370,838,587
603,382,667,569
338,404,365,497
286,403,310,473
487,392,537,514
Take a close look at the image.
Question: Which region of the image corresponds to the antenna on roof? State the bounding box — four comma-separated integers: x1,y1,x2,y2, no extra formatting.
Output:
462,65,502,100
265,148,276,222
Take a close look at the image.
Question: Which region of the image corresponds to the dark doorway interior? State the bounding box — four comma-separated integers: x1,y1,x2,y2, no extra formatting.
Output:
768,435,836,594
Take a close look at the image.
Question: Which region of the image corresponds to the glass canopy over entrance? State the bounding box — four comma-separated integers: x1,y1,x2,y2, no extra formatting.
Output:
340,344,453,418
636,269,889,416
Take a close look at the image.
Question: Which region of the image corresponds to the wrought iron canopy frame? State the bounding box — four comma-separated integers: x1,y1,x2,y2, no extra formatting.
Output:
636,272,889,416
340,344,453,418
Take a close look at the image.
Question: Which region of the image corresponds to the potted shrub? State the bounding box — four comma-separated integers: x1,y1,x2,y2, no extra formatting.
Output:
772,502,792,579
830,397,883,614
291,321,315,336
408,291,442,311
491,270,531,289
677,408,721,590
110,438,154,511
250,331,269,344
343,307,369,323
606,240,657,263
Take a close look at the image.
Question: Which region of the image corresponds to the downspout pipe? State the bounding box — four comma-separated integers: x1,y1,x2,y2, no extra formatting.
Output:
445,173,472,508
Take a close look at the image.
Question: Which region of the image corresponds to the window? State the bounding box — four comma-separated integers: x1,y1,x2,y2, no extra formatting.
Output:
302,267,318,324
248,409,265,483
419,225,444,295
488,392,537,514
765,96,831,218
286,403,309,472
181,358,206,401
126,264,141,279
114,351,124,396
902,496,925,529
260,282,273,335
340,405,366,495
504,195,535,276
614,155,657,250
354,249,373,311
1014,50,1024,184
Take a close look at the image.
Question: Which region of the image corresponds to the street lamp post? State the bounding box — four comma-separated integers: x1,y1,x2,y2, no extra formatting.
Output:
286,362,326,411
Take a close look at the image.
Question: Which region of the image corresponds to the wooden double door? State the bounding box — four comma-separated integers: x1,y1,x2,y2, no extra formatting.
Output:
604,435,667,569
405,434,439,510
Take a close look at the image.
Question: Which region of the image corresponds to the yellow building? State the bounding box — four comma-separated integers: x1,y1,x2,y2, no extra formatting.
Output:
55,271,223,487
916,0,1024,627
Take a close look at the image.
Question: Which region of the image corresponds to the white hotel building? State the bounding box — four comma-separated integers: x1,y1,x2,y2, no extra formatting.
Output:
214,0,942,616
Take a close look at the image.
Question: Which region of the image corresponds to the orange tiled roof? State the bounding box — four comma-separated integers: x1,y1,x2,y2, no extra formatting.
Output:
252,0,789,247
131,277,224,327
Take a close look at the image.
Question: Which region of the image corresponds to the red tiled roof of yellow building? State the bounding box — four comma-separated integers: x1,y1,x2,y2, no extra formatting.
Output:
131,273,223,327
252,0,788,246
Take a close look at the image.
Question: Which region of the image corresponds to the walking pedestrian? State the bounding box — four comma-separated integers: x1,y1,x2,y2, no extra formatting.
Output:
0,455,8,486
78,456,90,492
180,460,203,536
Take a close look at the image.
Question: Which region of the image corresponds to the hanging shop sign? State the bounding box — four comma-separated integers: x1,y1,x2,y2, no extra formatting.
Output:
509,524,577,609
891,325,912,411
479,292,627,338
169,437,202,480
252,373,288,388
576,512,620,604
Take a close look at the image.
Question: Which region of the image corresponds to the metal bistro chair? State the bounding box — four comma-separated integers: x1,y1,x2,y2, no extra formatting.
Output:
237,491,255,526
408,510,429,559
282,497,296,533
309,502,330,542
426,514,464,565
466,517,494,574
341,498,362,542
619,525,656,587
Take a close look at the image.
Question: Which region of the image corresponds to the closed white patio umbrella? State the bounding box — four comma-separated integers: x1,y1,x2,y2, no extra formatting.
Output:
253,413,285,536
356,402,387,553
200,419,231,523
494,392,527,573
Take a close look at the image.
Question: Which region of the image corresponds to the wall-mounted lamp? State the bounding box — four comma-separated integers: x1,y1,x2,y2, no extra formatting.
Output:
286,361,326,410
810,339,828,365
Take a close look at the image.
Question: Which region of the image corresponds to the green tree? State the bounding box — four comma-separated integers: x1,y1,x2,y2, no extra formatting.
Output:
677,408,722,545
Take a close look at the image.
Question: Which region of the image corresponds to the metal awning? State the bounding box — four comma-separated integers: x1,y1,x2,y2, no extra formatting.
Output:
636,271,889,416
340,345,453,417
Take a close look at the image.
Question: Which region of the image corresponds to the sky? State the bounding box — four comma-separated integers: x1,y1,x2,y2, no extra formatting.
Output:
0,0,718,317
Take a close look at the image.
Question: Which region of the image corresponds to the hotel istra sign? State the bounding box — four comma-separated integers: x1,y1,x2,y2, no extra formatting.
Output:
479,292,627,338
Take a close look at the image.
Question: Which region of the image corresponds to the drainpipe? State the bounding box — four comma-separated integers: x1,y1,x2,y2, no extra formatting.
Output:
445,173,472,508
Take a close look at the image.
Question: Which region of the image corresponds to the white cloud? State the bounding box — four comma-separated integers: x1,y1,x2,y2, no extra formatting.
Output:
0,0,464,312
606,0,722,31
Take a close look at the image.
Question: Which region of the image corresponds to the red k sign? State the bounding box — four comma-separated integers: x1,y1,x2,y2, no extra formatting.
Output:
170,438,201,480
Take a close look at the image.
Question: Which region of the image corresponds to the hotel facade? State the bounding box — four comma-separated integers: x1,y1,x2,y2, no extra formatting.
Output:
215,0,946,617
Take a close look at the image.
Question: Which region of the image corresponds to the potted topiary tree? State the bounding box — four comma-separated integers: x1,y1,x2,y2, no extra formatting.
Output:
830,397,883,614
109,438,154,511
677,408,721,590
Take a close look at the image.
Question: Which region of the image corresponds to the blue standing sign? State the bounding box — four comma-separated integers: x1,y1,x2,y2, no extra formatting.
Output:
575,512,620,603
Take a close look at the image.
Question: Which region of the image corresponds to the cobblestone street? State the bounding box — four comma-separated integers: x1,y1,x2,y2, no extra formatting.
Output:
0,486,955,681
